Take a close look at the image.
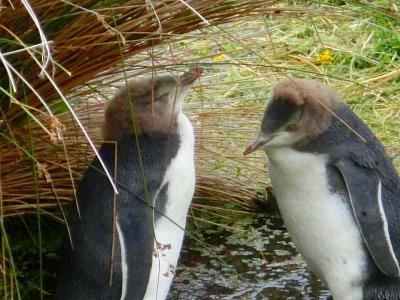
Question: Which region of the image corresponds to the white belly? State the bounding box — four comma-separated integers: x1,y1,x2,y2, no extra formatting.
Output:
143,113,195,300
267,148,367,300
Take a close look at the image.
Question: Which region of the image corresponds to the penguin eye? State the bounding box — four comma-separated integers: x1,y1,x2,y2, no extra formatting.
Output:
286,108,302,128
156,93,169,103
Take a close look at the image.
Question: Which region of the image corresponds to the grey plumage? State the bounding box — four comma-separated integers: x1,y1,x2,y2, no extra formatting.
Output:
55,135,177,300
245,78,400,300
299,102,400,276
54,68,201,300
301,101,400,296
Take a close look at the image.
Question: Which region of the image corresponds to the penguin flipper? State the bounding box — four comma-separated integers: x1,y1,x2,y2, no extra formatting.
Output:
116,205,155,300
334,159,400,277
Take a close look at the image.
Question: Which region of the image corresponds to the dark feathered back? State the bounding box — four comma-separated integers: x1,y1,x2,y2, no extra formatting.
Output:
55,133,180,300
298,102,400,280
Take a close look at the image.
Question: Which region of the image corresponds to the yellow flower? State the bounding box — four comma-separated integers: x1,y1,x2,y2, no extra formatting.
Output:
315,49,333,65
213,54,225,63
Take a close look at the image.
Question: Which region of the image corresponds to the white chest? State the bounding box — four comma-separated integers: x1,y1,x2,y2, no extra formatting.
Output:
267,148,367,300
143,112,195,300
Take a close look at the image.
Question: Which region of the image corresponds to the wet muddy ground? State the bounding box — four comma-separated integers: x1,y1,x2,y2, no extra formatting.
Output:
168,215,331,300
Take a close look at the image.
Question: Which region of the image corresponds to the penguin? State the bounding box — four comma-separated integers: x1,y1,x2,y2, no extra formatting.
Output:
54,67,202,300
243,78,400,300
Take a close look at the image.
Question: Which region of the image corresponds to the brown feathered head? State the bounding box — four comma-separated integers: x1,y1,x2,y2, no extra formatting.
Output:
103,67,203,141
244,78,341,155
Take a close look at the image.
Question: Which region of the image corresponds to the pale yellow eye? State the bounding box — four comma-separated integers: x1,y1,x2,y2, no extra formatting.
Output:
285,108,302,131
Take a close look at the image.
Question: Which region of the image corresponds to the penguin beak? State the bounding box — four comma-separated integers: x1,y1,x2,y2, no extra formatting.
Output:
180,67,203,86
243,134,272,156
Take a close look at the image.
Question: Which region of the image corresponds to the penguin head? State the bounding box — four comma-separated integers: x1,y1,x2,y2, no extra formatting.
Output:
244,78,340,155
103,67,202,141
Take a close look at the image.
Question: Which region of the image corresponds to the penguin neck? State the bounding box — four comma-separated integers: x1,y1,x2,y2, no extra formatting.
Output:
142,110,195,300
175,110,194,153
265,146,328,171
265,146,296,163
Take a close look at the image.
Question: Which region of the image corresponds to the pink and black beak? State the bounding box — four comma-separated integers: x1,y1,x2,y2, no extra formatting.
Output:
243,134,273,156
180,67,204,86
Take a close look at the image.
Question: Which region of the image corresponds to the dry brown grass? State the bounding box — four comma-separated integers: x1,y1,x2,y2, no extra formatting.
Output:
1,0,399,221
0,0,290,222
0,0,282,124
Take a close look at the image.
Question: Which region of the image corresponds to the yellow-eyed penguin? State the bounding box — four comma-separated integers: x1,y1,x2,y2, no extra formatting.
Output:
54,68,202,300
243,78,400,300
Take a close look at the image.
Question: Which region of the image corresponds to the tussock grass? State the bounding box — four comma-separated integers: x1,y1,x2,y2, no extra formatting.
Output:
0,0,285,220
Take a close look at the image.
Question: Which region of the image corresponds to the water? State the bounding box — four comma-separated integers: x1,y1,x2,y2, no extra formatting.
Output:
168,215,331,300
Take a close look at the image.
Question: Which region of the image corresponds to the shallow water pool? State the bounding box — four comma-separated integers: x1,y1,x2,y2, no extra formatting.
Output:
168,215,331,300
